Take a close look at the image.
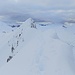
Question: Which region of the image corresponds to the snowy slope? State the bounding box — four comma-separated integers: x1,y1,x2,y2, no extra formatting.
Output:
57,25,75,46
0,18,75,75
0,18,37,67
0,21,12,32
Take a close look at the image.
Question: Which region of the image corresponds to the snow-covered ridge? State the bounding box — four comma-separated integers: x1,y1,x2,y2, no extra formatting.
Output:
0,18,37,67
63,22,75,27
21,18,36,28
0,18,75,75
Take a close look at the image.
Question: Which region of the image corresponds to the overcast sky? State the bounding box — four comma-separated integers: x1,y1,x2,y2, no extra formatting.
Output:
0,0,75,22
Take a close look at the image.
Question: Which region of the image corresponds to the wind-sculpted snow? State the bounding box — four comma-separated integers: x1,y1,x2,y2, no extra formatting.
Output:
0,18,75,75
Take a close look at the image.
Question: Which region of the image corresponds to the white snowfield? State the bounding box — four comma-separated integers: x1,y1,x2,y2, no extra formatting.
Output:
0,21,12,32
0,18,75,75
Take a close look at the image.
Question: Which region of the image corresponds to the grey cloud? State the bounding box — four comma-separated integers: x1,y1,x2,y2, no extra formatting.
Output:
0,0,75,22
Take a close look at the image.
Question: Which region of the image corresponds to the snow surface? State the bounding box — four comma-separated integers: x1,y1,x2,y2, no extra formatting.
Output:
0,18,75,75
0,21,12,33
